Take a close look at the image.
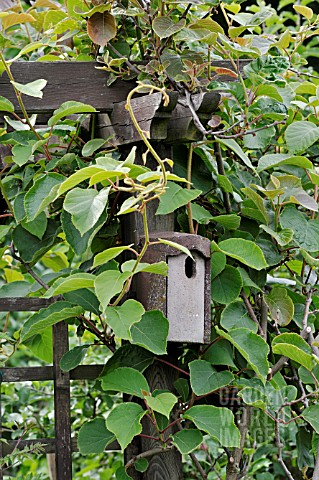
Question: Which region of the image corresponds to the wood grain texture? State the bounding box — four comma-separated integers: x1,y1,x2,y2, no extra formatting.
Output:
0,62,135,113
53,322,72,480
0,364,104,382
0,296,58,311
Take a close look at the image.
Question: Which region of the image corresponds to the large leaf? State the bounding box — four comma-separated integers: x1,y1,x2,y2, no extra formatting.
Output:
221,301,257,332
211,265,242,304
95,270,131,311
217,138,254,170
24,173,64,221
302,405,319,434
43,273,96,298
130,310,168,355
78,418,115,454
87,11,117,46
216,327,269,382
156,182,201,215
101,344,154,375
20,302,84,342
189,360,234,395
285,121,319,154
21,212,47,240
215,239,268,271
280,207,319,252
145,392,177,418
171,429,203,455
152,17,185,39
241,187,269,224
61,210,106,256
106,403,145,450
257,154,313,173
105,299,145,340
0,96,14,113
24,327,52,363
64,187,109,235
265,287,294,326
12,220,59,263
183,405,240,448
48,101,97,126
101,367,149,398
11,79,47,98
60,345,89,372
272,333,317,370
93,245,133,268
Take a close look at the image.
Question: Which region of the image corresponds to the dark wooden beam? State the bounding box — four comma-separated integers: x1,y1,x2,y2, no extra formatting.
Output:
0,62,135,114
0,364,104,382
0,297,58,312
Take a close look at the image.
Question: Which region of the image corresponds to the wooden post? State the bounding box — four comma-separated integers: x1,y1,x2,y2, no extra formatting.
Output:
53,322,72,479
122,143,183,480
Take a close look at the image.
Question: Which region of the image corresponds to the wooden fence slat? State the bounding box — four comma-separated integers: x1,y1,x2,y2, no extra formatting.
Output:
0,297,58,311
0,63,135,114
53,322,72,480
0,364,104,382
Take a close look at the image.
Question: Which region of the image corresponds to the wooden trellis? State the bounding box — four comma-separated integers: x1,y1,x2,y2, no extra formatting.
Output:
0,60,246,478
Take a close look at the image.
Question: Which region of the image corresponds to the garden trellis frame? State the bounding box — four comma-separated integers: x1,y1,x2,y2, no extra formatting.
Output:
0,60,245,479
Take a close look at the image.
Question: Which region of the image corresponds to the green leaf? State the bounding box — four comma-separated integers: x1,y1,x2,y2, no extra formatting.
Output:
257,154,313,173
217,137,254,170
11,79,47,98
12,220,59,263
101,344,154,376
48,101,97,127
134,458,149,473
93,245,133,268
260,225,293,246
211,265,242,304
24,327,52,363
216,327,269,382
78,418,115,454
21,302,84,342
293,5,313,20
21,212,47,240
158,238,193,259
211,251,226,280
82,138,107,156
61,210,106,256
95,270,131,311
156,182,201,215
265,287,294,326
105,299,145,340
171,429,203,455
217,238,268,271
0,96,14,113
189,360,234,395
280,207,319,252
63,288,101,315
60,345,89,372
183,405,240,448
116,467,133,480
221,301,257,332
121,260,168,276
12,142,34,166
101,367,149,398
238,387,268,410
152,17,185,39
285,121,319,154
131,310,168,355
241,187,269,225
24,173,64,221
272,333,317,370
174,378,189,403
43,273,96,298
145,392,177,418
64,187,109,235
302,405,319,434
191,203,213,224
106,403,146,450
203,332,236,368
0,281,32,298
214,214,241,230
